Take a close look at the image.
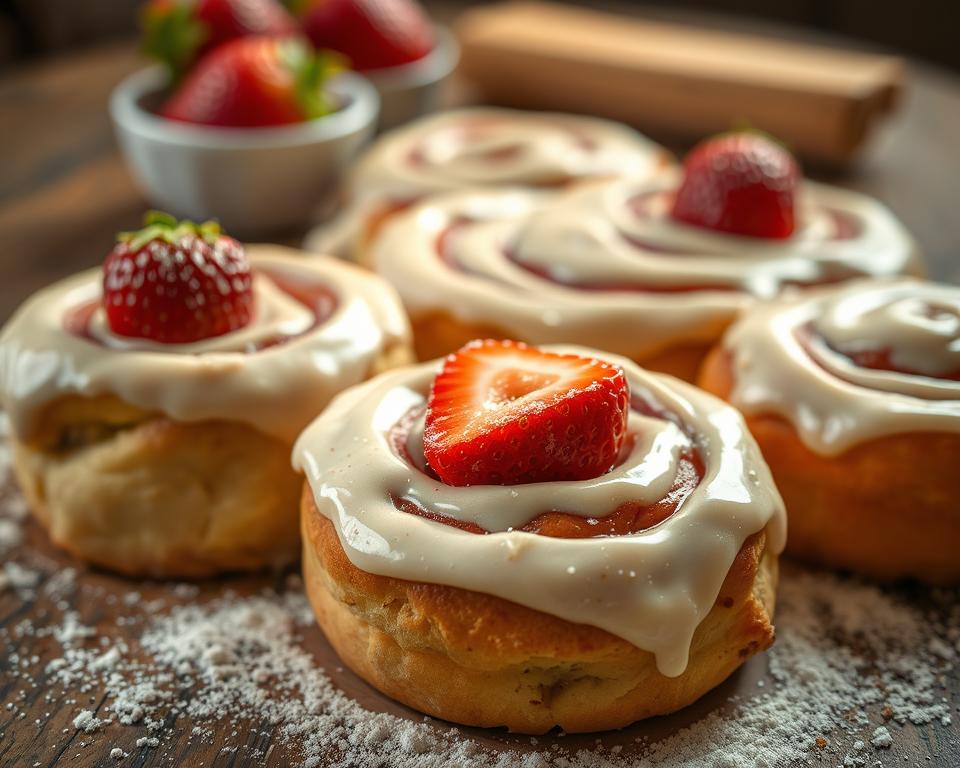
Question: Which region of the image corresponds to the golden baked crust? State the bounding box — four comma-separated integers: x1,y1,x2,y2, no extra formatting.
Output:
698,348,960,585
14,412,302,578
301,486,779,733
409,309,716,382
12,344,414,579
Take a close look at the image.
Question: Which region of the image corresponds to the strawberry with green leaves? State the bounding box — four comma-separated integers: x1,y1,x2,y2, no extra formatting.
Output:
103,211,254,343
143,0,299,81
160,36,341,127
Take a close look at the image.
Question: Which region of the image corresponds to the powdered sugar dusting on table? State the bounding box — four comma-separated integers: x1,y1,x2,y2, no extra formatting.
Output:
0,414,957,766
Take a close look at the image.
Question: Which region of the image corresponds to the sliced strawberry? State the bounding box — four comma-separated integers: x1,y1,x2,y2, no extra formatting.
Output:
160,36,341,127
299,0,434,71
423,340,630,486
142,0,299,81
103,211,254,343
670,132,800,239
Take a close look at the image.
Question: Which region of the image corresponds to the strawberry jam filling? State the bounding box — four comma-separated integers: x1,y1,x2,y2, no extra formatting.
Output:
830,344,960,381
434,201,862,296
388,399,705,539
435,218,730,293
64,268,338,352
800,324,960,385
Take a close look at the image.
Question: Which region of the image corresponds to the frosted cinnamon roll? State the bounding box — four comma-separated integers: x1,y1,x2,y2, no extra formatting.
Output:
698,278,960,584
372,157,920,379
296,340,785,733
304,107,670,260
0,214,412,577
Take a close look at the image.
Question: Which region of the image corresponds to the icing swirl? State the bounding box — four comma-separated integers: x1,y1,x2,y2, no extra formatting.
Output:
293,348,786,677
372,176,922,359
304,107,668,256
723,278,960,455
0,246,410,444
347,107,668,200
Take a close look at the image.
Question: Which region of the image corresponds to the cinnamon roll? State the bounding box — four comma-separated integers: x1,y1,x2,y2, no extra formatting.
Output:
296,340,785,733
371,170,921,379
0,215,412,577
698,278,960,584
304,107,670,260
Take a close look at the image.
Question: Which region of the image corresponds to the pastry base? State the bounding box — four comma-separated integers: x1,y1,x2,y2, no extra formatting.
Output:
301,487,779,733
13,399,302,579
698,349,960,585
409,309,716,382
10,342,413,579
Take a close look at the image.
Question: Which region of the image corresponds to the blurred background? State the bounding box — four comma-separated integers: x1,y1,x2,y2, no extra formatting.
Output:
1,0,958,323
0,0,956,71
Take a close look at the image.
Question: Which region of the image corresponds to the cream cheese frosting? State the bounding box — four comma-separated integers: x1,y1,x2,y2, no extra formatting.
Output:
722,278,960,455
293,347,786,677
345,107,668,200
0,246,410,444
304,107,669,256
371,175,922,360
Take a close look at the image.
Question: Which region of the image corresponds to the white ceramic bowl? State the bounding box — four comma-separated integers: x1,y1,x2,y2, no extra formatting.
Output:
110,67,379,237
363,25,459,131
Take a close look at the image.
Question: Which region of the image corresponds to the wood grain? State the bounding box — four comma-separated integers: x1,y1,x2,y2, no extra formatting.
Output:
457,1,902,164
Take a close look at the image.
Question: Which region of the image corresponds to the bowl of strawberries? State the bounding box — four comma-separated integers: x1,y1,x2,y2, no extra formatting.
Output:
110,0,380,236
295,0,459,130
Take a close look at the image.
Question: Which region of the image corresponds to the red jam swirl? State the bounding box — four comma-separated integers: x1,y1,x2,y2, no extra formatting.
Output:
388,399,705,539
433,199,865,295
800,323,960,386
63,268,338,353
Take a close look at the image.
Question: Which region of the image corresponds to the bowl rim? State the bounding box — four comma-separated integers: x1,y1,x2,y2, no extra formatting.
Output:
360,25,460,89
109,66,380,149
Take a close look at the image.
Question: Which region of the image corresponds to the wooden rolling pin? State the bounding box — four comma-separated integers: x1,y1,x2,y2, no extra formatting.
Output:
455,2,903,164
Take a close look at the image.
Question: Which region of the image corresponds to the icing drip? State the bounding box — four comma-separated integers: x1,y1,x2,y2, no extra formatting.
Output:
293,348,786,676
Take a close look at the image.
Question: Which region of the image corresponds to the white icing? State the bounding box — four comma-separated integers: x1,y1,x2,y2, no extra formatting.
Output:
348,107,668,200
86,275,314,354
304,107,668,256
0,246,411,444
293,347,786,677
371,176,922,359
723,278,960,455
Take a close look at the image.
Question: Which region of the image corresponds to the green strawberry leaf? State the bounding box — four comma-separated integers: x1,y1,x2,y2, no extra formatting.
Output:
141,1,209,84
118,211,223,250
279,39,347,120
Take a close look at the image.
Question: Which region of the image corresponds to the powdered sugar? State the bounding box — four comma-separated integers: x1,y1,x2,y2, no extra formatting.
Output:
4,559,956,766
871,725,893,749
72,710,102,734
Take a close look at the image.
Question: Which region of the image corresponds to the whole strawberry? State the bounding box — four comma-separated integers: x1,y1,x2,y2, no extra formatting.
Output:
424,340,630,486
103,211,254,343
299,0,434,71
670,132,800,239
160,36,341,127
142,0,299,80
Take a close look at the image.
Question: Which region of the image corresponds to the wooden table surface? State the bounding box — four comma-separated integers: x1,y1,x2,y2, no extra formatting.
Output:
1,8,959,768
